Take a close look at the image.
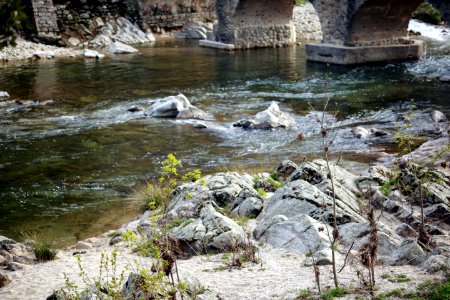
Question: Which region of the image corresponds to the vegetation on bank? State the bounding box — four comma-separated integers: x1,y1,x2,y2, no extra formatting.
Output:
0,0,30,49
412,3,444,25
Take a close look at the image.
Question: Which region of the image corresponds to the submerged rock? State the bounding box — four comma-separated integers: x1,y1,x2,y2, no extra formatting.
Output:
233,102,295,130
351,127,388,139
145,94,212,120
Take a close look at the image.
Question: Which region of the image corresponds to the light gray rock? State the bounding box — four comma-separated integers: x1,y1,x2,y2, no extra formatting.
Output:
145,94,212,120
166,172,255,220
0,91,9,98
170,203,248,255
83,49,105,59
395,223,418,239
421,255,450,273
357,165,393,192
231,188,264,218
352,127,388,139
287,159,359,195
439,75,450,82
388,239,426,266
67,37,80,47
275,160,298,180
107,41,138,54
89,17,155,49
339,222,402,256
425,203,450,224
121,273,147,300
431,110,447,122
233,102,295,130
258,179,363,226
7,261,25,271
194,121,208,129
175,270,205,296
254,214,331,254
75,241,92,250
33,50,55,59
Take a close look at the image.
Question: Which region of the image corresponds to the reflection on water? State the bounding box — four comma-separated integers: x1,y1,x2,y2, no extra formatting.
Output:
0,38,449,246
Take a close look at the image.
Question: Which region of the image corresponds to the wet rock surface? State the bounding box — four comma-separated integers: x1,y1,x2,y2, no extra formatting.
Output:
233,102,295,130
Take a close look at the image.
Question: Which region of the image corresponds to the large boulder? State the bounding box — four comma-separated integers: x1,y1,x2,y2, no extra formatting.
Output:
166,172,255,220
339,222,402,256
230,188,264,218
287,160,359,195
89,17,155,48
421,255,450,273
388,239,426,266
170,203,248,255
0,91,10,98
107,41,138,54
258,179,364,226
145,94,212,120
233,102,295,130
254,214,332,254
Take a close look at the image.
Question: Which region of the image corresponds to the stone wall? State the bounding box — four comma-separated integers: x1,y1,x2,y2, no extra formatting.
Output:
54,0,215,33
215,0,295,49
30,0,60,41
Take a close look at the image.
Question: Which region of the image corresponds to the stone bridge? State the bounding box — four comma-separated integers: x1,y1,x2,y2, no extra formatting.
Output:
213,0,450,64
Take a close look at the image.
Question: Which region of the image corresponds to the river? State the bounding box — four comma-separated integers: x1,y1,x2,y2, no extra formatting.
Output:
1,21,449,246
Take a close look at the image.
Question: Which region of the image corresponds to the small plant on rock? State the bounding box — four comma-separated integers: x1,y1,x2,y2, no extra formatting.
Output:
22,231,58,261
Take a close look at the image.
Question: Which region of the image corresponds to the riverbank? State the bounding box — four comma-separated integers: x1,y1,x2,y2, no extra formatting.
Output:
1,138,449,299
0,39,83,62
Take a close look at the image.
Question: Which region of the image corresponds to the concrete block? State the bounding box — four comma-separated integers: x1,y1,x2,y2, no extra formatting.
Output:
306,40,425,65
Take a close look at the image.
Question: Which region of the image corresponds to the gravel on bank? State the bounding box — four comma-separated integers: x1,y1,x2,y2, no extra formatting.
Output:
0,38,83,62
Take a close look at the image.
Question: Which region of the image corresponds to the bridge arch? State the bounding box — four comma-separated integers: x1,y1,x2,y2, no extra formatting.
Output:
213,0,449,63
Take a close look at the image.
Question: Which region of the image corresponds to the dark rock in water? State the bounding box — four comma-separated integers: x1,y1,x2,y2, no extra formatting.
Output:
0,272,11,287
233,102,295,130
351,127,388,139
127,106,144,113
145,94,212,120
193,121,208,129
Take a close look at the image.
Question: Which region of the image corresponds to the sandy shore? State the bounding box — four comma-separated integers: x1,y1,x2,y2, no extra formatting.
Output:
0,224,444,300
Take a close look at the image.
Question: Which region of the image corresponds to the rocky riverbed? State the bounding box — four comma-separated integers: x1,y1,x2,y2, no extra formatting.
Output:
1,141,449,299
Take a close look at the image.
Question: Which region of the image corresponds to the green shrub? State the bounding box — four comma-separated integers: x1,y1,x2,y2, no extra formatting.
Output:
22,231,58,261
295,0,308,6
320,287,350,299
256,188,267,197
412,3,443,25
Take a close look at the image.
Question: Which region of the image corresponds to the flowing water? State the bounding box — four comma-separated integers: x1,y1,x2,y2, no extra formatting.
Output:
1,23,449,246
